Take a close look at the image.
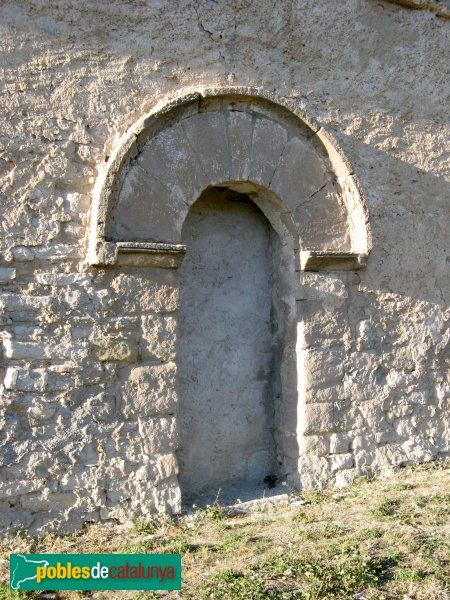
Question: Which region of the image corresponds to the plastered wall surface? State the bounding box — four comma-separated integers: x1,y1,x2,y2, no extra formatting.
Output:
0,0,448,534
178,190,275,498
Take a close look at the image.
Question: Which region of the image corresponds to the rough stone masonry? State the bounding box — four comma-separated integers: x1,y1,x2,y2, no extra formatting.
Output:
0,0,448,535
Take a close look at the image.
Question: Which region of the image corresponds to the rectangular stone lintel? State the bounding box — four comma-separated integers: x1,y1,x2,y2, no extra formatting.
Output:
300,251,367,271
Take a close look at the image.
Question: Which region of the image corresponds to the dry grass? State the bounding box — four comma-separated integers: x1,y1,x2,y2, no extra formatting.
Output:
0,460,449,599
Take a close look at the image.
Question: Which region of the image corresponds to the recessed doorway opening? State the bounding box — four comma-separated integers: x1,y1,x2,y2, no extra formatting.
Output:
177,185,297,506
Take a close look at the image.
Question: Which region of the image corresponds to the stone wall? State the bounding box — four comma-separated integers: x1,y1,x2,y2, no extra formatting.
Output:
0,0,448,534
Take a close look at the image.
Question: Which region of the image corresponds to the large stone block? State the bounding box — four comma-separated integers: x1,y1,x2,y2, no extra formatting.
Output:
270,136,331,212
304,348,345,390
153,477,181,514
329,453,354,472
140,315,177,361
228,110,253,180
109,269,179,313
300,434,330,457
303,402,334,434
119,363,178,418
138,122,209,208
91,335,138,362
4,368,47,392
112,162,188,243
138,415,179,456
248,118,288,187
298,456,331,490
156,453,179,480
0,268,16,283
330,432,351,454
182,111,230,184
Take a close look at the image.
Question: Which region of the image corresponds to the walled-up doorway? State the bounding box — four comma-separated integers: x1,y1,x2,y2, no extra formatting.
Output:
178,187,278,503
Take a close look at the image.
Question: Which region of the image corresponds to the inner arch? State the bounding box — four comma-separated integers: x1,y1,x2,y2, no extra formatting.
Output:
177,187,278,503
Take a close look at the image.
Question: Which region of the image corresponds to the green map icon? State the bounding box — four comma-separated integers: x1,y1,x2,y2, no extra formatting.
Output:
10,554,49,590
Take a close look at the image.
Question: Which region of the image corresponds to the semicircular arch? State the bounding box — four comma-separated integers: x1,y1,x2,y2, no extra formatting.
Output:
88,87,371,269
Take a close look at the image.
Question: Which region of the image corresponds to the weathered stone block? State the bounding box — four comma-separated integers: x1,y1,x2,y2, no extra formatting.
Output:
33,244,83,260
298,456,331,490
3,340,71,361
303,403,334,434
140,315,177,361
119,362,178,418
1,293,52,312
138,122,209,208
270,136,330,211
0,268,16,283
249,118,288,186
335,468,358,488
12,247,34,261
20,491,77,511
153,477,181,514
4,368,47,392
91,335,138,362
298,272,348,303
329,453,354,472
109,270,179,313
0,480,45,500
300,434,330,457
113,162,188,243
182,111,230,183
138,416,179,455
156,453,179,480
330,432,351,454
304,349,344,389
228,110,253,180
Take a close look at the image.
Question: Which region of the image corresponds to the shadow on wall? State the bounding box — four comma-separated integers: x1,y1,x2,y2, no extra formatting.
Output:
340,133,449,306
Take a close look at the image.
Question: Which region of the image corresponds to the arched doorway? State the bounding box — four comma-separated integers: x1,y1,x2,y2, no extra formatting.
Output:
87,89,371,515
177,187,278,503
